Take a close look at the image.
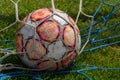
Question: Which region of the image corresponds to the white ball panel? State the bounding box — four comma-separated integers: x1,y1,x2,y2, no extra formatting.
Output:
47,40,66,60
53,15,67,25
19,26,34,40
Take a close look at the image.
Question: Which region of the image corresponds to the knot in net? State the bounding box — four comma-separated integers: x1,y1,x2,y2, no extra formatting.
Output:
0,0,120,80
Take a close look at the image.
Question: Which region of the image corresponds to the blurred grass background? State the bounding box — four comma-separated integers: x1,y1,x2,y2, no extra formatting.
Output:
0,0,120,80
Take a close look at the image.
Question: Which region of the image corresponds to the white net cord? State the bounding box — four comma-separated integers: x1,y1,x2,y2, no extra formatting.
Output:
0,0,94,71
51,0,56,13
0,0,20,32
75,0,93,54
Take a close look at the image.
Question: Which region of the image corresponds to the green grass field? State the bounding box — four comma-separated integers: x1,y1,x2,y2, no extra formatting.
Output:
0,0,120,80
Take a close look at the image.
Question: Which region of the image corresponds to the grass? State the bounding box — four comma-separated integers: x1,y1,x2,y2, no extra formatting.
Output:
0,0,120,80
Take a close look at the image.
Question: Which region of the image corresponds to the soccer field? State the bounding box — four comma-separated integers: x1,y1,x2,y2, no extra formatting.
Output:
0,0,120,80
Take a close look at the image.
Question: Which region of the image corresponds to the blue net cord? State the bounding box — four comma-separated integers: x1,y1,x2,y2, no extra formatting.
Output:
80,0,120,52
0,63,120,80
0,0,120,80
0,44,120,80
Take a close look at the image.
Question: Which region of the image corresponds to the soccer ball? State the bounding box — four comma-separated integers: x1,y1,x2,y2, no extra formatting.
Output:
16,8,81,71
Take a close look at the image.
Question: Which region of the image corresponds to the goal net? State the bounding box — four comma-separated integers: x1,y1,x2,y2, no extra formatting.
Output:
0,0,120,79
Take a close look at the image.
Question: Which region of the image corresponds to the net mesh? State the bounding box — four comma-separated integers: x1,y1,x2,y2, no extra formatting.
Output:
0,0,120,80
82,0,120,52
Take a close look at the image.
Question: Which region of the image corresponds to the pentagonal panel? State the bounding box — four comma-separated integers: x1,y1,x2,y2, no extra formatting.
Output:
54,10,69,24
37,20,60,42
25,39,46,60
62,25,75,48
47,41,66,60
30,8,52,21
55,9,64,13
17,15,28,32
53,15,67,25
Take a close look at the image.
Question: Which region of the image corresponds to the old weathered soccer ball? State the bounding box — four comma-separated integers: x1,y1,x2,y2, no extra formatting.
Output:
16,8,81,71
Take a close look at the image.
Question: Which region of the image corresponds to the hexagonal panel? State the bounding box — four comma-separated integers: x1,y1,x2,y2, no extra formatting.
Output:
62,25,76,48
37,20,60,42
69,16,80,34
61,50,77,67
68,16,75,25
25,39,46,60
37,59,58,71
16,34,23,53
30,8,52,21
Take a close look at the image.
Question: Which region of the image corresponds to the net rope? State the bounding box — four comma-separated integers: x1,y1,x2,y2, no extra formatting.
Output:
0,0,120,80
